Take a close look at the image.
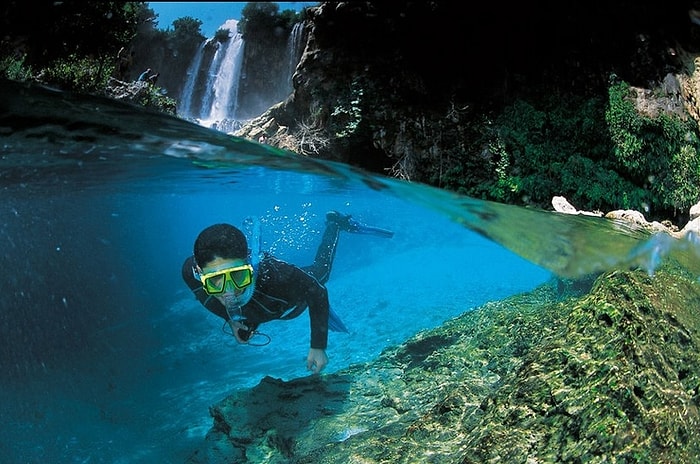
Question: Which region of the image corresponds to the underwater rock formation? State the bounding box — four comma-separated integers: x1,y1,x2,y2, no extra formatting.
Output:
188,263,700,463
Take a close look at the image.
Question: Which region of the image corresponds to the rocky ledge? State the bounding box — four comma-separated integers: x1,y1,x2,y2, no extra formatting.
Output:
187,263,700,463
552,195,700,238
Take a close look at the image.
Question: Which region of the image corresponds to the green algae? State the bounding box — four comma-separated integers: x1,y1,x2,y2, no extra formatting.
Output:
188,264,700,464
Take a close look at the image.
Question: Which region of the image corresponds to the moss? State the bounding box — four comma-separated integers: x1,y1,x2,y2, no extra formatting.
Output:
190,265,700,464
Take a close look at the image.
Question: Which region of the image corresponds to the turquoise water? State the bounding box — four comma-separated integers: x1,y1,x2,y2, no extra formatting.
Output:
1,81,697,463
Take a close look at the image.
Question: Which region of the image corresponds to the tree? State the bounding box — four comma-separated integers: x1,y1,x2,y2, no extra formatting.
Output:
0,0,141,69
239,2,281,38
171,16,205,55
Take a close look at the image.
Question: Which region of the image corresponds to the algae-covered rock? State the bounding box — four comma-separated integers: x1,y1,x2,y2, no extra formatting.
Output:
188,265,700,463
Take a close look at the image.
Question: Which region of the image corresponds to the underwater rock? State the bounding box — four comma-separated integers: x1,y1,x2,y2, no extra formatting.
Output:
188,264,700,463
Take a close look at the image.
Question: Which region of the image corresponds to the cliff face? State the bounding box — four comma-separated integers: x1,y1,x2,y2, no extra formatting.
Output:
236,22,298,120
236,1,700,194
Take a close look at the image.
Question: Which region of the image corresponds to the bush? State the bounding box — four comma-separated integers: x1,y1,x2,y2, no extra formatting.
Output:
606,79,700,216
136,84,178,115
0,54,33,81
214,28,232,43
453,80,700,221
481,95,616,211
40,55,114,94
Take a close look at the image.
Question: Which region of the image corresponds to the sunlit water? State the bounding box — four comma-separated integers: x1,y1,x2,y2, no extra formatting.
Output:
1,81,698,463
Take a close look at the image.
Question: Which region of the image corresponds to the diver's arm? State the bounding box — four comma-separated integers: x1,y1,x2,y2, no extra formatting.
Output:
299,271,330,350
305,281,330,373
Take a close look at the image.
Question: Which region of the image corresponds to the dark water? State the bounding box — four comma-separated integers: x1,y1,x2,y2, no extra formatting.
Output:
1,80,698,463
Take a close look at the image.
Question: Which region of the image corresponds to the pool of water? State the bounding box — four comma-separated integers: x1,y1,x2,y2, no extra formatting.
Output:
1,80,696,463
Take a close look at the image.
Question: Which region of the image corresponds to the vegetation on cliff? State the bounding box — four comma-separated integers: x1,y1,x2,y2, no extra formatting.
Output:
0,1,180,112
236,1,700,224
449,78,700,219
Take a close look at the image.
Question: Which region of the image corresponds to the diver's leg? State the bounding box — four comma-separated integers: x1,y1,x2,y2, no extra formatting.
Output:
302,215,341,284
302,211,394,283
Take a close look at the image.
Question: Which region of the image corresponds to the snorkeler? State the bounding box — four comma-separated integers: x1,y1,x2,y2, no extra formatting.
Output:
182,211,393,374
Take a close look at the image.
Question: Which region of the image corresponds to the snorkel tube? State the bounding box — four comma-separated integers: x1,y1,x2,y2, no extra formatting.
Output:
242,215,263,273
230,216,270,346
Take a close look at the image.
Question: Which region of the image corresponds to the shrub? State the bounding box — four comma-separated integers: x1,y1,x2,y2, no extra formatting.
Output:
0,54,33,81
606,79,700,215
40,55,114,94
214,28,232,43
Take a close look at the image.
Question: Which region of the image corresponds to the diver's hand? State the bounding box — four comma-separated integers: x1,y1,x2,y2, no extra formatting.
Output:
229,320,250,344
306,348,328,374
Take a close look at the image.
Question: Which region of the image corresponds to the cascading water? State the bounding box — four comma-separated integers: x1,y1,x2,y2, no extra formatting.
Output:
178,41,206,118
205,20,244,123
177,19,244,125
286,22,306,86
177,18,307,132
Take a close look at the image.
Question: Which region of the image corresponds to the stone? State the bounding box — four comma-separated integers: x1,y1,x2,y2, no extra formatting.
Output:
690,201,700,221
552,196,578,214
605,209,669,233
681,216,700,236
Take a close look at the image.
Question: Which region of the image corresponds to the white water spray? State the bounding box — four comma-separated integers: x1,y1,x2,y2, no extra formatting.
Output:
178,41,206,118
207,20,244,122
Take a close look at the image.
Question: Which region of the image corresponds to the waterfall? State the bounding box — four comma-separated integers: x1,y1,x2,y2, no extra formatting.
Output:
178,41,206,118
200,19,243,122
206,23,244,122
177,19,244,124
198,39,225,120
286,22,306,87
176,19,305,131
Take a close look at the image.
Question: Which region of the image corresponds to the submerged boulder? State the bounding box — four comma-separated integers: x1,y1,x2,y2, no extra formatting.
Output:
188,264,700,463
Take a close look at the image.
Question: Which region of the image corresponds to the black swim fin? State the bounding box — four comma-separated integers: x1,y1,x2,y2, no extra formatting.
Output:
349,222,394,238
327,211,394,238
328,307,349,333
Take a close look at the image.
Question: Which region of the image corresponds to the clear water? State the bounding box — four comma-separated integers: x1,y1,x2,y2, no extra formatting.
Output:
1,81,697,463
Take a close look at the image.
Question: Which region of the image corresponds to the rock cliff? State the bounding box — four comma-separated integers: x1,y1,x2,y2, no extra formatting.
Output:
235,1,700,219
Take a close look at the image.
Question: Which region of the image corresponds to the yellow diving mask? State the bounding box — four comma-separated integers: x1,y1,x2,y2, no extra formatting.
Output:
194,264,254,295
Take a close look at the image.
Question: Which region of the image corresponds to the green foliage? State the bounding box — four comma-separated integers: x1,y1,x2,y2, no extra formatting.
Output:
330,79,364,138
445,81,700,221
239,2,304,41
40,55,115,94
473,95,618,211
171,16,205,54
605,81,645,173
127,6,203,86
0,1,140,70
0,54,33,81
172,16,204,36
135,84,178,116
214,28,232,43
606,80,700,214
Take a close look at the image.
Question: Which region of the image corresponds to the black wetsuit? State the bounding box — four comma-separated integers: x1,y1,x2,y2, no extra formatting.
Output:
182,222,340,349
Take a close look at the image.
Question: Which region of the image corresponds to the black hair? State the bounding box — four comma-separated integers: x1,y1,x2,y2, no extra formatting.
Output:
194,223,248,266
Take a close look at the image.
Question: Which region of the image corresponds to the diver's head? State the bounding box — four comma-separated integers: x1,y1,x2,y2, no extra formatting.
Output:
194,223,248,265
192,223,255,307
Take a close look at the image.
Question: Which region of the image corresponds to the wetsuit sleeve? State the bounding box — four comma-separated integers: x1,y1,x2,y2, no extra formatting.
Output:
290,266,330,350
181,256,229,321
